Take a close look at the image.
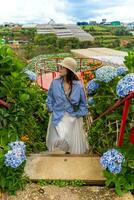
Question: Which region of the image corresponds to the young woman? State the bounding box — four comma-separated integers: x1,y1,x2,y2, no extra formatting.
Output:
46,57,89,154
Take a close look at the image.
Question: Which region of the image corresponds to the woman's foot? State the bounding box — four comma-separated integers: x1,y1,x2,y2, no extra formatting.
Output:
50,148,65,154
65,152,70,154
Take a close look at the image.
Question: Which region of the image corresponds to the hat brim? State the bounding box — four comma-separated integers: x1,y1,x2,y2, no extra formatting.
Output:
58,62,79,79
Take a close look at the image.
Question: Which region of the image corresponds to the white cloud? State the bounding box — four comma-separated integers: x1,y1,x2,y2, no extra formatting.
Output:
90,1,134,22
0,0,133,24
0,0,74,24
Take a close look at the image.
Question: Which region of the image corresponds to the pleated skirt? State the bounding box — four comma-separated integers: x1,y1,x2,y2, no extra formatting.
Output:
46,112,89,154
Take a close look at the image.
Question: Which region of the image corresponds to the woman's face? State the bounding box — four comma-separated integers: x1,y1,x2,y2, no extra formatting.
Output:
59,65,68,77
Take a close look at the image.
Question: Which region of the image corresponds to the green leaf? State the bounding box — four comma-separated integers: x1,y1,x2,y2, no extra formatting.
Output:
130,105,134,113
11,72,19,78
19,94,30,101
128,160,134,169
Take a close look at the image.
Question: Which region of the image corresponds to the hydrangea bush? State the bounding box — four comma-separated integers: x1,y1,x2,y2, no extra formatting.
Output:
87,52,134,195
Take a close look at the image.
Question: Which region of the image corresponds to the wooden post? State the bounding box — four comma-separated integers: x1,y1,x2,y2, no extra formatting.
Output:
40,69,43,88
52,72,56,79
35,63,38,73
56,58,59,72
80,58,83,72
0,100,10,109
44,60,46,73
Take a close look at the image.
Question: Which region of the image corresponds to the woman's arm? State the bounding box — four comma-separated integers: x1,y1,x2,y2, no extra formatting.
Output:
46,81,54,112
75,86,88,117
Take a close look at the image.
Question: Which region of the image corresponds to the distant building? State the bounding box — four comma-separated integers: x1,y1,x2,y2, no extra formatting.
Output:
77,22,88,26
48,19,56,25
89,21,97,25
11,25,22,31
130,31,134,35
100,19,107,25
8,40,29,46
102,19,106,23
127,22,134,30
37,23,94,42
3,22,16,27
22,24,37,29
111,21,121,26
100,22,111,25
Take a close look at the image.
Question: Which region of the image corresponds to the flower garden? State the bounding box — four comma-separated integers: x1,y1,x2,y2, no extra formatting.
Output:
0,44,134,198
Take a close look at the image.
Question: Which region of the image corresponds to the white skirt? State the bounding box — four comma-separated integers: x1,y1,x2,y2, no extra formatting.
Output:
46,112,89,154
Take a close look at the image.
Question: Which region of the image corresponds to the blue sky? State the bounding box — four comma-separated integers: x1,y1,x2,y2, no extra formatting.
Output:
0,0,133,24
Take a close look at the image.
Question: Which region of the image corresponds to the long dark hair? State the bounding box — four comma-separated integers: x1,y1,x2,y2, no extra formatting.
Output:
66,69,79,97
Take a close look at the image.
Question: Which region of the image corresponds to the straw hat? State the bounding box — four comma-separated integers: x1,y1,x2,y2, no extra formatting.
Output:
58,57,78,77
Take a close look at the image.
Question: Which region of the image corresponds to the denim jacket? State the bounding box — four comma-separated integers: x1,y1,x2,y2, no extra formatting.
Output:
46,77,88,127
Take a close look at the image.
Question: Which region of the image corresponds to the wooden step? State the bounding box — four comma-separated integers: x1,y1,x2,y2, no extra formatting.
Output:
24,152,105,184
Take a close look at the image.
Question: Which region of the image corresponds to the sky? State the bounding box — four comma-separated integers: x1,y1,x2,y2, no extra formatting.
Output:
0,0,133,24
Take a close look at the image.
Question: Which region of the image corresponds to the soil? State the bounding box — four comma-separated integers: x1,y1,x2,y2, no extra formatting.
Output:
6,183,134,200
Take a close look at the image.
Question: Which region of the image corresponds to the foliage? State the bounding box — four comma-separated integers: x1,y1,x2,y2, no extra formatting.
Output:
23,35,82,59
82,25,133,50
38,179,86,187
124,51,134,72
87,52,134,195
103,144,134,195
0,44,24,77
0,130,28,195
34,33,57,46
113,28,132,36
0,45,49,194
0,73,49,153
87,63,133,154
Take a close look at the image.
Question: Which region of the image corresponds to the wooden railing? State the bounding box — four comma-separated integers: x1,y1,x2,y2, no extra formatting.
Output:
35,57,103,72
35,57,102,83
0,99,10,109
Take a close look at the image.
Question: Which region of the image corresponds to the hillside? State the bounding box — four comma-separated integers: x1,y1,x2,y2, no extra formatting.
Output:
82,25,134,51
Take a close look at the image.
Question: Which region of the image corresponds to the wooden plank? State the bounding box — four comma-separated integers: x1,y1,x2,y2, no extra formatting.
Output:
24,153,105,183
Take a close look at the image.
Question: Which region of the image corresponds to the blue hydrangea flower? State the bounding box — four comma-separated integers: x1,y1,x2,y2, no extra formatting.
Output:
4,148,26,168
88,97,95,105
116,66,128,76
4,141,26,168
9,141,26,151
116,73,134,97
87,79,100,94
95,66,117,83
24,70,36,81
100,149,125,174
